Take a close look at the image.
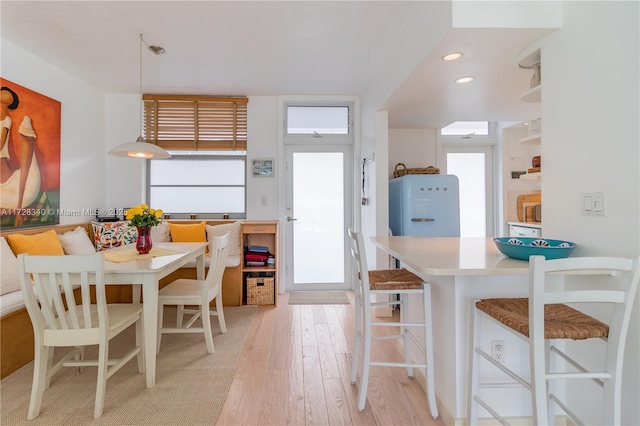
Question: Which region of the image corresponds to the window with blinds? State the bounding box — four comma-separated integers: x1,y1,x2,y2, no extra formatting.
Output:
142,95,248,151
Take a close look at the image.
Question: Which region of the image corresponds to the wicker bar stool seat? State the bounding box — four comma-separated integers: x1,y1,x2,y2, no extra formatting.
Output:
368,268,424,290
476,298,610,340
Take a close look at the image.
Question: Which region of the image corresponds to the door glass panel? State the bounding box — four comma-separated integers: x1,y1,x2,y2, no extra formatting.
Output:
447,153,486,237
292,152,344,284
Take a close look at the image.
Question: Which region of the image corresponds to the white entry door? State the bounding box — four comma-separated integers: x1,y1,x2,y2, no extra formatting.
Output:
284,144,352,291
439,144,495,237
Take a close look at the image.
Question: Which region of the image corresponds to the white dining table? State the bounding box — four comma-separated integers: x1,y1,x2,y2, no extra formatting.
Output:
103,242,207,388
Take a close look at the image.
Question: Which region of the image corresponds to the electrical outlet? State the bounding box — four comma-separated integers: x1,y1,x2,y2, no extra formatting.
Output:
491,340,505,363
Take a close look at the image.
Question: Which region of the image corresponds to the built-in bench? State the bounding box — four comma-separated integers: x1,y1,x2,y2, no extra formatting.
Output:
0,220,243,379
156,220,244,306
1,223,96,379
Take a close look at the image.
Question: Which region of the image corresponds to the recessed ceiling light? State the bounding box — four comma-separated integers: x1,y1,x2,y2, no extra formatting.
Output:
455,76,475,84
442,52,463,61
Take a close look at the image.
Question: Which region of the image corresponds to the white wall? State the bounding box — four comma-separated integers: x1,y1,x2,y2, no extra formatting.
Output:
388,129,438,179
1,39,106,224
246,96,279,220
105,94,146,209
541,2,639,424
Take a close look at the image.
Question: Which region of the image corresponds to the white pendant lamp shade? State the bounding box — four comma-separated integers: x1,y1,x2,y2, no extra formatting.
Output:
108,138,171,159
109,34,170,160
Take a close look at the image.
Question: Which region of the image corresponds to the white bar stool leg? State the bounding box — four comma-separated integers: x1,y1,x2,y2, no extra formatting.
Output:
423,284,439,419
467,303,481,426
402,292,414,378
357,300,372,412
350,292,362,385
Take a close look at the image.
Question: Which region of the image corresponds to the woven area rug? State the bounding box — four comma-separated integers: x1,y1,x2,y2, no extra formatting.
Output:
0,305,257,425
288,291,349,305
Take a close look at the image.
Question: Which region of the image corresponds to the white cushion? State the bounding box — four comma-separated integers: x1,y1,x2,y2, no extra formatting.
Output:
183,254,241,269
206,222,242,256
0,285,38,317
58,226,96,255
0,237,21,296
151,221,171,243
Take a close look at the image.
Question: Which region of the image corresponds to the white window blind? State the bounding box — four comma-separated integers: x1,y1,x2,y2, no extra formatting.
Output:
143,95,248,151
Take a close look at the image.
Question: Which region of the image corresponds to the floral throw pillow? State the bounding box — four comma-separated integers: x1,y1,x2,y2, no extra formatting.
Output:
91,221,137,252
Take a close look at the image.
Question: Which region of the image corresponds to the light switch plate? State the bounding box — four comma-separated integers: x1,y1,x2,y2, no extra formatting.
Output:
582,192,606,217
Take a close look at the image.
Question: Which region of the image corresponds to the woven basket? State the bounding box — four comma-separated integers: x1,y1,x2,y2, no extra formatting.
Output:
246,276,275,305
393,163,440,178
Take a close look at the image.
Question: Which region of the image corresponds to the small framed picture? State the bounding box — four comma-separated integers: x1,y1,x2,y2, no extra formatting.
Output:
252,158,274,177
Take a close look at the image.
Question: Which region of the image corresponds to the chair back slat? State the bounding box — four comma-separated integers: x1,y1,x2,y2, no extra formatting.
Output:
62,271,81,329
347,228,371,299
18,253,106,333
545,290,626,305
32,272,62,330
205,233,230,298
80,271,94,328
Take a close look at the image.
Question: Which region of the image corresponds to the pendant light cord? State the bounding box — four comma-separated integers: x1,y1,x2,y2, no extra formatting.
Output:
139,33,143,139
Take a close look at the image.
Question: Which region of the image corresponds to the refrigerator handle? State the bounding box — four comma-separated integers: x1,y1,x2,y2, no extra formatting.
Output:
411,218,435,222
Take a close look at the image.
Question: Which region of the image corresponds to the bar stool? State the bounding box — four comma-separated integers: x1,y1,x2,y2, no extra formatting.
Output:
467,255,639,425
346,228,439,418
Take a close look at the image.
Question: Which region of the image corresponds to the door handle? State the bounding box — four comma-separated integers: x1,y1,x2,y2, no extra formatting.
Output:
411,218,435,222
287,216,297,222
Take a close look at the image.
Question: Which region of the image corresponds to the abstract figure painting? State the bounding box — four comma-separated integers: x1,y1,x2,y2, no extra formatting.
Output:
0,78,60,229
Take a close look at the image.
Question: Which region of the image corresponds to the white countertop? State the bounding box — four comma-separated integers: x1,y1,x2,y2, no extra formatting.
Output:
370,236,529,276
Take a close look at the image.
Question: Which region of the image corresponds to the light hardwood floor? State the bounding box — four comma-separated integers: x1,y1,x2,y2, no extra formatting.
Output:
217,291,445,426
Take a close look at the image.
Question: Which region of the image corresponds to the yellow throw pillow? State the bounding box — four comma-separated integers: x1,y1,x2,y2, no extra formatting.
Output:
6,229,65,256
168,221,207,243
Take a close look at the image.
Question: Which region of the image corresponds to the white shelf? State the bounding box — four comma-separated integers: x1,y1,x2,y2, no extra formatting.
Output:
520,85,541,103
519,172,541,181
519,133,541,145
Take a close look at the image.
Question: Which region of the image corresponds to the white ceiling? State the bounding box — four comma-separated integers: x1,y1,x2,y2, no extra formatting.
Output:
1,1,552,129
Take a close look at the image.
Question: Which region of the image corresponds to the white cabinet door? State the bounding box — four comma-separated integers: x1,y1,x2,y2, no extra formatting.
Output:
509,225,541,237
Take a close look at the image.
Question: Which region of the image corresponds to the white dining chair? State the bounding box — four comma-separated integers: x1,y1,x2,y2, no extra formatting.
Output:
157,232,230,354
346,228,439,418
18,252,145,420
467,255,639,425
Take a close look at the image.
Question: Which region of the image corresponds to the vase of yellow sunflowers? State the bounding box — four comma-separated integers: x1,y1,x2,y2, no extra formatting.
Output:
125,203,163,254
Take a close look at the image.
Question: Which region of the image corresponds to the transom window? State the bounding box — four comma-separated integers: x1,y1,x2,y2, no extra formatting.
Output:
286,105,350,135
440,121,489,136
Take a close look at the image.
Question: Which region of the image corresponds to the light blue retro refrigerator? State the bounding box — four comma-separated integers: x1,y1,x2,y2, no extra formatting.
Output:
389,174,460,237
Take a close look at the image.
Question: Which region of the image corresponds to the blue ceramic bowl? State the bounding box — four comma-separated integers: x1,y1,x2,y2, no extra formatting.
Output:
493,237,576,261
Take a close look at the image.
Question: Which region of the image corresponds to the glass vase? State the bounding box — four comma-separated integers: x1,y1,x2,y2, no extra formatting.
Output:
136,226,153,254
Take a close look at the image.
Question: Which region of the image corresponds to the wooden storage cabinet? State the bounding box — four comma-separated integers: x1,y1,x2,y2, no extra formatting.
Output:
241,221,278,306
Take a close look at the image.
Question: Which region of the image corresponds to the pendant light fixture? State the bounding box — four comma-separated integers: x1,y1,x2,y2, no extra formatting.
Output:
109,34,170,159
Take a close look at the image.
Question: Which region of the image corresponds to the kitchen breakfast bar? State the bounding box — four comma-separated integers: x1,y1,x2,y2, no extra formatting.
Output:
370,236,533,425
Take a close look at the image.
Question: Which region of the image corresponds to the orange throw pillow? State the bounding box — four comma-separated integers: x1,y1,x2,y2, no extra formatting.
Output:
168,221,207,243
6,229,65,256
